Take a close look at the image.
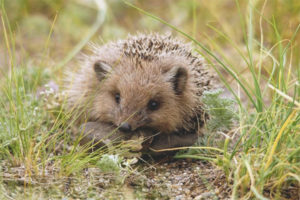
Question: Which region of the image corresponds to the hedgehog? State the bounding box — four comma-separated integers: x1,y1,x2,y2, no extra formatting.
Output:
65,33,216,153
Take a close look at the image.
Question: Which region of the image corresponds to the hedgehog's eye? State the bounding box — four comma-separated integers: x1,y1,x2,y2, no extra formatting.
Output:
147,100,160,111
115,93,120,104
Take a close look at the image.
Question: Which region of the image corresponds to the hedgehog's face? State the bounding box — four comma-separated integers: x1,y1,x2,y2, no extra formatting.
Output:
92,60,191,133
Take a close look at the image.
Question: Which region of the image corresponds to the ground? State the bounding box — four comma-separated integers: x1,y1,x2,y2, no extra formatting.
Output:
1,158,231,199
2,157,299,199
129,159,231,200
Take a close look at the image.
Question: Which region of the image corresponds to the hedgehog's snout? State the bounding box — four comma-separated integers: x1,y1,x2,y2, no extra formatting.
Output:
119,122,132,132
117,109,149,132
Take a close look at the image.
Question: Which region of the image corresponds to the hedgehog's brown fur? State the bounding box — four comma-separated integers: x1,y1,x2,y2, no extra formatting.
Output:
65,33,215,135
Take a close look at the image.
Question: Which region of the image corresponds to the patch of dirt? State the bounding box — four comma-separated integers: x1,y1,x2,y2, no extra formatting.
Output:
128,159,231,200
0,159,231,199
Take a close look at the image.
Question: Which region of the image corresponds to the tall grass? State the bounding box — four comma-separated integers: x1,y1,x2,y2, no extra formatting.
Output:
125,0,299,199
0,2,139,197
0,2,114,198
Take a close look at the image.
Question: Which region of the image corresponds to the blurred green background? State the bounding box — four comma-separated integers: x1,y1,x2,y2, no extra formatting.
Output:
1,0,299,71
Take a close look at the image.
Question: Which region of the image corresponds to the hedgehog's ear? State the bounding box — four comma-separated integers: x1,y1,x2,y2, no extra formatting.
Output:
93,61,112,81
164,66,188,95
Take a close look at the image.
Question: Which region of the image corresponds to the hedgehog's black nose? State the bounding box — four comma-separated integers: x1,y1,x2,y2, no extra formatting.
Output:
119,122,132,132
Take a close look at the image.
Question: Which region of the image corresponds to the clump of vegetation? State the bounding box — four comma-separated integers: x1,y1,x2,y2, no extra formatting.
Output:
202,89,237,132
97,154,122,174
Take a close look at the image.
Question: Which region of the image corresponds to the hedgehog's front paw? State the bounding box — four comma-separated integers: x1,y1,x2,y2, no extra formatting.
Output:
79,122,132,150
148,133,199,155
